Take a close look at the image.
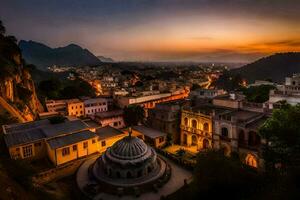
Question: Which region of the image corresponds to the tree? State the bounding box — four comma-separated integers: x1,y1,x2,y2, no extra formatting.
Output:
167,150,264,200
123,105,145,127
259,104,300,171
38,78,62,99
242,85,275,103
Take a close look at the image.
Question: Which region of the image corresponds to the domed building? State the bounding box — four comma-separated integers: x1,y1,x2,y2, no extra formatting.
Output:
88,134,171,196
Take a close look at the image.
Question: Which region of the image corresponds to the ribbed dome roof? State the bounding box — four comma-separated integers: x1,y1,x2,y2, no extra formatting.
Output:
110,136,148,160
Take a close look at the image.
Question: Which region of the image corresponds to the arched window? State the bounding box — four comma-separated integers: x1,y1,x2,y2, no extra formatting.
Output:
127,171,132,178
203,123,209,132
184,118,188,126
192,119,197,128
116,171,121,178
245,154,258,168
192,135,197,146
203,139,209,149
221,127,229,138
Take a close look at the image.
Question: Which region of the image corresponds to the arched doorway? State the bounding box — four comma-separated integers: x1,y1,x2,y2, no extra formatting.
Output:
192,119,197,129
221,127,229,138
184,117,188,126
245,154,258,168
203,139,209,149
203,123,209,132
192,135,197,146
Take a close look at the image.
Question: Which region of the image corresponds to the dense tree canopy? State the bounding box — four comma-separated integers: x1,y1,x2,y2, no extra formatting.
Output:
167,150,264,200
38,78,96,100
259,104,300,171
242,85,275,103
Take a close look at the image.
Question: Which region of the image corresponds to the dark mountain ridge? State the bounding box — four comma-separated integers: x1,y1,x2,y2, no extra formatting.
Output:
231,52,300,83
19,40,102,70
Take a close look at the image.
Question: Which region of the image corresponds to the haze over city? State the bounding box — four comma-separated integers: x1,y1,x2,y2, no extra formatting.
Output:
1,0,300,62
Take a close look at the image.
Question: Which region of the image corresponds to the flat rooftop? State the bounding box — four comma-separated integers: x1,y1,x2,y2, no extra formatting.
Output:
132,125,167,139
47,130,97,149
94,109,123,119
95,126,125,140
3,118,89,147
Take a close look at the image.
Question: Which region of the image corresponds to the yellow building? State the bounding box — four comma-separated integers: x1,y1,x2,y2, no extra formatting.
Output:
46,130,98,165
95,126,127,153
66,99,85,117
3,117,133,166
130,126,167,148
180,105,213,151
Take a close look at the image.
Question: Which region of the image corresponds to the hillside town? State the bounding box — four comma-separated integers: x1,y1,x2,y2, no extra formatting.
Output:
1,1,300,199
2,69,300,198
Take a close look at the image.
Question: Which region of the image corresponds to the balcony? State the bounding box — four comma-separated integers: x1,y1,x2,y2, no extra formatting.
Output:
180,125,206,135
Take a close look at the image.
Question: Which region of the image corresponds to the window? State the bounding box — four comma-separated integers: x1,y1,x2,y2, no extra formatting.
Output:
83,141,88,149
192,120,197,128
73,145,77,151
221,127,229,138
22,145,33,158
159,137,165,143
203,123,209,132
113,122,118,127
184,118,188,126
62,147,70,156
101,141,106,147
92,139,96,144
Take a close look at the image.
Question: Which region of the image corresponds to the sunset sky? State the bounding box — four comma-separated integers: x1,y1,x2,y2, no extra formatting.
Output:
1,0,300,62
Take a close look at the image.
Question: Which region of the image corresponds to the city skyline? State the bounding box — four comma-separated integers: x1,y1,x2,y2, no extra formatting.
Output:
1,0,300,62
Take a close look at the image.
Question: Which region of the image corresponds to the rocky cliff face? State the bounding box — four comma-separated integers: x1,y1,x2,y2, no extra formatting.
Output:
0,58,43,121
0,21,43,121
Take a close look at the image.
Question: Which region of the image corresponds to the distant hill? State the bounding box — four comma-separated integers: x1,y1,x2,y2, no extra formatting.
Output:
97,55,114,62
231,52,300,83
19,40,102,70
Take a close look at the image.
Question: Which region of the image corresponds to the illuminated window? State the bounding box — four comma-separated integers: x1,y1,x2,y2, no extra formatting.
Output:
72,145,77,151
22,145,33,158
62,147,70,156
83,142,88,149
